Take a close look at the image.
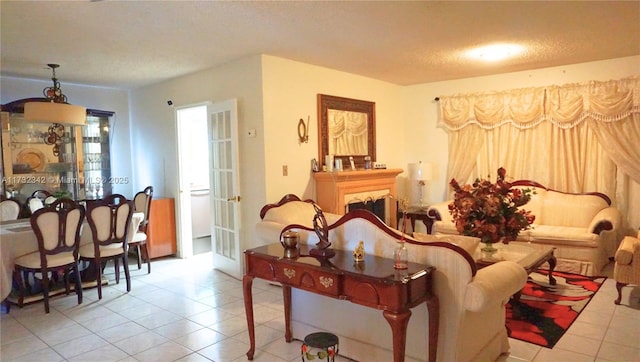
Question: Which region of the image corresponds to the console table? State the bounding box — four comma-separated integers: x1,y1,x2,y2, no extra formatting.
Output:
243,243,438,362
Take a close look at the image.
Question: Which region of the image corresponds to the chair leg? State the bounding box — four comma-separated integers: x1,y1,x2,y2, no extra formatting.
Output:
41,269,50,314
615,282,627,305
22,271,31,294
114,259,121,284
74,263,83,305
63,269,71,295
95,258,103,300
142,243,151,274
13,269,26,308
136,244,142,270
122,255,131,292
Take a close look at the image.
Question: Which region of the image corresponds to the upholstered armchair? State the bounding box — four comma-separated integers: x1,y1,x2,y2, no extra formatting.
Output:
614,231,640,305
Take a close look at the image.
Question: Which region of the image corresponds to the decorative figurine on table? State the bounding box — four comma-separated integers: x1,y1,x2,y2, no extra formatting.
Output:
310,203,336,258
353,241,365,262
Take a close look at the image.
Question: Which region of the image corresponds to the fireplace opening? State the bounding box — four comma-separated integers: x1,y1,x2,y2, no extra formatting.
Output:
346,196,388,222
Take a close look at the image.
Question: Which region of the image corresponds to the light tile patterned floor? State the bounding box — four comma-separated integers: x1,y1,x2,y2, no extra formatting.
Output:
1,254,638,362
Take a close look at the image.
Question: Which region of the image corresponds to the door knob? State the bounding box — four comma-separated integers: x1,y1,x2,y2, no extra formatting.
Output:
227,196,241,202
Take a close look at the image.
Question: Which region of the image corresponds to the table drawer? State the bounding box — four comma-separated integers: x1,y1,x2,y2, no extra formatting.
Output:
275,265,341,296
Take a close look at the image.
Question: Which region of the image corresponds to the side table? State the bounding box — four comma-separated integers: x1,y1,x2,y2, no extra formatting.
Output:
397,206,434,234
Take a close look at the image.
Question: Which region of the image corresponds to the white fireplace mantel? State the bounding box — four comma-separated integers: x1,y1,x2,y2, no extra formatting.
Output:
313,168,403,228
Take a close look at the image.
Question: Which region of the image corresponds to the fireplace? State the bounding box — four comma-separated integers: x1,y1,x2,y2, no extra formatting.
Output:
313,169,403,228
345,195,391,222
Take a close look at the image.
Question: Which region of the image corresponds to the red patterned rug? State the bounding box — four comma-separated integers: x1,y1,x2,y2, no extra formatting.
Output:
506,270,606,348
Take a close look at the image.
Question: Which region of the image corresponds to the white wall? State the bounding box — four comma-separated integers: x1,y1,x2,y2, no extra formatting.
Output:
261,55,405,202
0,76,133,196
129,55,266,255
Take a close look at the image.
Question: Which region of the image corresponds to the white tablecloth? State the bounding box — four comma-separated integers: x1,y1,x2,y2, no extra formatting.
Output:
1,212,144,300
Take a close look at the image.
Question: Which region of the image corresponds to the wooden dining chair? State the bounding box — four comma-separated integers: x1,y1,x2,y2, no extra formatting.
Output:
79,194,134,299
12,198,86,313
129,186,153,273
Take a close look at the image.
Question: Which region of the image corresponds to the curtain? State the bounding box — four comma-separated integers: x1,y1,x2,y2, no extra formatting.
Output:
438,76,640,230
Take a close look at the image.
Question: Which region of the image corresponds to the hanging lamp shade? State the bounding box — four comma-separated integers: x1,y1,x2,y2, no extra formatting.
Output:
24,101,86,125
23,63,86,126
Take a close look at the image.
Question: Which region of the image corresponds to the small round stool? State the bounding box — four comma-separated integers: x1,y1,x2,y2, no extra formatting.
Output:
301,332,339,361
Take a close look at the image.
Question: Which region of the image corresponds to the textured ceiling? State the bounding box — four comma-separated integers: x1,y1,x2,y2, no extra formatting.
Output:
1,1,639,90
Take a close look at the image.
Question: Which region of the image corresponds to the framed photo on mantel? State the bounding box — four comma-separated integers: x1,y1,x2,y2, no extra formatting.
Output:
317,94,375,170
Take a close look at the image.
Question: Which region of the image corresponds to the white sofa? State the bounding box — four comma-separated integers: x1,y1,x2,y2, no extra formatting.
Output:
256,195,527,362
427,180,622,276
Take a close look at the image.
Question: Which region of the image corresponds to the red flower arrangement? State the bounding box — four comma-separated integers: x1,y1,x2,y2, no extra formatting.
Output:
448,167,535,245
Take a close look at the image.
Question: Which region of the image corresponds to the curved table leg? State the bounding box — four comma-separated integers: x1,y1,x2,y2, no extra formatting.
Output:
383,309,411,362
243,275,255,360
426,294,439,362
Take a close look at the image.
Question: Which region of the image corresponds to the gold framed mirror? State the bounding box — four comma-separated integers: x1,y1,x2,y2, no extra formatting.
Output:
317,94,375,170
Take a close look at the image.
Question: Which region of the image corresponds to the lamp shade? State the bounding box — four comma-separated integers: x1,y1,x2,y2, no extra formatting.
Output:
24,101,87,126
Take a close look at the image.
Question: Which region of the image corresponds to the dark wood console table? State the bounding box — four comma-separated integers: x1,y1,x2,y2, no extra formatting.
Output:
243,243,438,362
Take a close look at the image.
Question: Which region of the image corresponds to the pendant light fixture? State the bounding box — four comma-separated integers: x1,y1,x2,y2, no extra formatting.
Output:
23,64,86,156
24,64,86,126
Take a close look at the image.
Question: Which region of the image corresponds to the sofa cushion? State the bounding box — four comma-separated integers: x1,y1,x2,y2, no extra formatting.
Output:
413,232,480,256
542,191,608,228
262,201,318,226
515,186,546,225
528,225,599,246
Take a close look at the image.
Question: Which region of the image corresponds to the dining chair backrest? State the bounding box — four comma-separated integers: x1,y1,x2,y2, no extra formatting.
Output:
31,190,52,202
87,194,134,249
28,197,45,214
133,186,153,233
30,198,86,263
0,199,21,221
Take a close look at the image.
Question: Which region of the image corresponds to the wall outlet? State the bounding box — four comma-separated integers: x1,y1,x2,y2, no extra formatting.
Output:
282,165,288,176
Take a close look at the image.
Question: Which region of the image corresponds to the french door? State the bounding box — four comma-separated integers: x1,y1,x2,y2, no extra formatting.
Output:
208,99,241,278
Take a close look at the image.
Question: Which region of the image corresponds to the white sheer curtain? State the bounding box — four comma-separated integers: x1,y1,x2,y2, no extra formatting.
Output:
438,76,640,232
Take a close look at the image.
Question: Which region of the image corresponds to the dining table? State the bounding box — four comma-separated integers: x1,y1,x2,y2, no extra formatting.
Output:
0,212,144,301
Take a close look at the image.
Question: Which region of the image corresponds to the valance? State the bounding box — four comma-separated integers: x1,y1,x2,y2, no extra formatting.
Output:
439,76,639,130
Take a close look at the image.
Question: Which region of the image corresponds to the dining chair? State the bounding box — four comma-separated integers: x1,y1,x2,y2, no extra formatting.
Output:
0,198,21,221
12,198,86,313
79,194,134,299
44,195,57,206
130,186,153,273
27,196,45,214
31,189,52,202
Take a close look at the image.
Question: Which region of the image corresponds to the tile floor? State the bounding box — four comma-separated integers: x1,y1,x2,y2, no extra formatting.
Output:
1,254,638,362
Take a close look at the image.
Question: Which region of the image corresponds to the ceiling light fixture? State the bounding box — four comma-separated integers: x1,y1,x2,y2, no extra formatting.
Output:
24,64,86,126
466,43,525,62
24,64,87,156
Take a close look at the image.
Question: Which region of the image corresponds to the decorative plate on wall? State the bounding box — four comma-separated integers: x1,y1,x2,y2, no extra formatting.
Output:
16,148,46,172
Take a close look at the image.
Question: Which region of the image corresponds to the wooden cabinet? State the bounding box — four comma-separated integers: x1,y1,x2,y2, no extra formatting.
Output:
0,105,114,202
147,198,177,259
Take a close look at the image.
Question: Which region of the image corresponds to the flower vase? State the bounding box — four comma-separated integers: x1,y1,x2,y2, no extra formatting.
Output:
480,241,500,262
394,241,408,270
481,242,497,253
